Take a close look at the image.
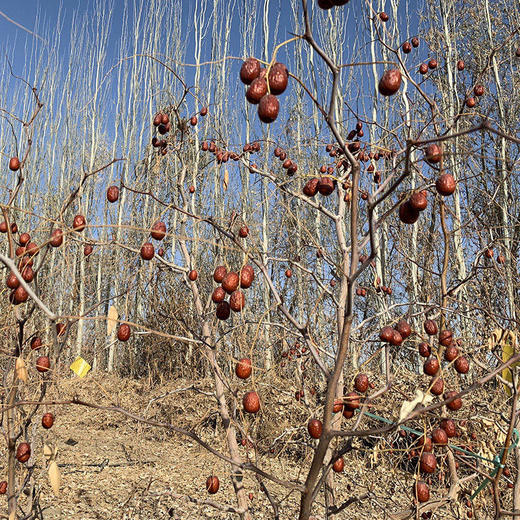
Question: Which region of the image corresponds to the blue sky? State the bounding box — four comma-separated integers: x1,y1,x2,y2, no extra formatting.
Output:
0,0,299,112
0,1,124,61
0,0,292,62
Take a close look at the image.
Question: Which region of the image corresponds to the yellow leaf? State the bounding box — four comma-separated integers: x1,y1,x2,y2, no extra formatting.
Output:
15,357,28,383
70,357,91,378
498,329,519,395
223,169,229,192
107,305,118,336
48,461,61,495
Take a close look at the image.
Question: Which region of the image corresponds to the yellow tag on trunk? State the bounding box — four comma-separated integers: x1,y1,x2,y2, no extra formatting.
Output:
70,357,91,378
15,357,28,383
107,305,118,336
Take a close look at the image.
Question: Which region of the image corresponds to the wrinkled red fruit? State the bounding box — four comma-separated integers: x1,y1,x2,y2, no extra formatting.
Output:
436,174,456,196
454,356,469,374
318,0,334,8
22,265,34,283
240,265,255,288
222,272,240,294
236,358,252,379
439,330,453,347
6,272,20,289
418,435,433,452
56,323,67,336
418,342,431,358
409,191,427,211
25,242,39,256
303,178,320,197
50,229,64,247
432,427,448,445
420,452,437,473
396,319,412,339
212,286,226,303
423,357,440,376
378,69,402,96
107,186,119,202
318,177,335,196
10,286,29,304
240,58,261,85
344,391,360,411
430,377,444,396
206,475,220,494
230,290,245,312
42,413,54,429
150,221,167,240
440,418,456,438
390,330,403,346
72,215,86,232
268,63,289,95
216,301,231,320
399,201,420,224
36,356,50,373
16,442,31,463
243,391,260,413
9,157,21,171
246,77,267,104
354,373,369,393
140,243,155,260
308,419,323,439
424,319,438,336
332,456,345,472
258,94,280,124
444,346,459,362
31,337,42,350
117,323,131,341
414,481,430,503
425,143,442,164
444,391,462,411
213,266,227,283
379,326,394,343
474,84,485,96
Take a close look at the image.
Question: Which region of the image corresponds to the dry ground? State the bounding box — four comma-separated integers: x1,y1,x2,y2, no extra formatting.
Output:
1,370,509,519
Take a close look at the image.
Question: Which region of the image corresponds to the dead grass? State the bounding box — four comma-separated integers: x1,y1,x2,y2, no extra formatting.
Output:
0,365,514,519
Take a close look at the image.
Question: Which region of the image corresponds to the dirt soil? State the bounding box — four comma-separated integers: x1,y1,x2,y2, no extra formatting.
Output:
7,373,310,520
2,370,506,519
